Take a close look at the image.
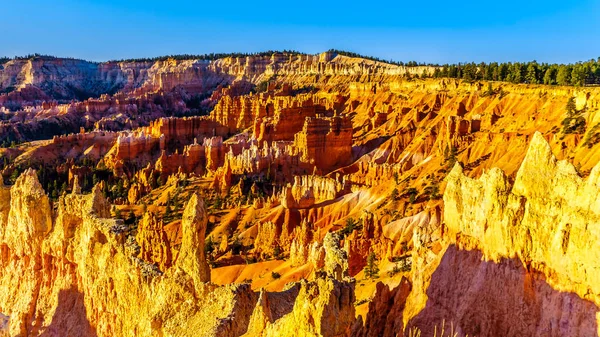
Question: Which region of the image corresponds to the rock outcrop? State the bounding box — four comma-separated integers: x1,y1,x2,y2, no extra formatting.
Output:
402,132,600,337
294,115,353,172
4,50,600,337
244,278,355,337
136,211,172,271
0,313,7,337
0,171,357,336
177,193,211,285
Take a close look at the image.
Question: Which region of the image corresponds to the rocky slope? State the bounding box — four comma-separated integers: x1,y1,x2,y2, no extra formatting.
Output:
0,170,357,337
0,51,600,336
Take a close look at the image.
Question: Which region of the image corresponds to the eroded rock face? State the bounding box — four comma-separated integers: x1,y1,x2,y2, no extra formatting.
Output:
0,314,7,337
0,172,357,337
401,132,600,337
177,193,211,285
281,175,350,209
1,169,51,258
244,278,355,337
294,116,353,173
444,132,600,303
323,232,349,281
136,211,172,271
352,279,412,337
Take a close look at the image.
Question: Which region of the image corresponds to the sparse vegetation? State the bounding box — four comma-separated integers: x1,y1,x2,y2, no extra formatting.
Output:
443,145,458,168
340,217,362,236
388,255,412,276
424,184,440,200
406,188,418,204
391,187,399,200
364,251,379,279
561,97,586,135
583,123,600,148
355,298,370,306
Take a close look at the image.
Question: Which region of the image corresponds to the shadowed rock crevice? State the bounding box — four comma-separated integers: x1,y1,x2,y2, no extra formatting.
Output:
265,284,301,322
408,245,599,337
39,288,97,337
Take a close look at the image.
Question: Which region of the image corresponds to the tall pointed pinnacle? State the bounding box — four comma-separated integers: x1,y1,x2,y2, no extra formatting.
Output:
5,169,52,257
513,132,559,198
177,193,211,284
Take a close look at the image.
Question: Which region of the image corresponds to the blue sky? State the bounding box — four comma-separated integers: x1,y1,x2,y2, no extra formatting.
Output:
1,0,599,64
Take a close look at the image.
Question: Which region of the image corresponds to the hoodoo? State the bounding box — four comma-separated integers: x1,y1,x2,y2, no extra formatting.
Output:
0,45,599,336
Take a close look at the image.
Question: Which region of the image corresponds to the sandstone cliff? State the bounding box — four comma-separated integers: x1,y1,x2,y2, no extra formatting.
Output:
0,171,357,337
400,132,600,337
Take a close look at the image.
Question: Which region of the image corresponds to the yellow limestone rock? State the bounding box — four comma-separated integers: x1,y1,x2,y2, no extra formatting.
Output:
177,192,211,284
136,211,172,271
243,278,355,337
2,169,52,258
323,232,349,281
402,131,600,337
444,131,600,301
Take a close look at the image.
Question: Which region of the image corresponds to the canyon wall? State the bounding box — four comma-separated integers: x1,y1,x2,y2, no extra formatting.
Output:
401,132,600,337
0,170,356,337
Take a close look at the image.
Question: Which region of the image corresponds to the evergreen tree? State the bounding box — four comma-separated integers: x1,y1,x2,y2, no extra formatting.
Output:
365,251,379,279
566,97,577,116
525,63,539,84
497,63,509,81
391,188,399,200
114,207,122,219
571,63,589,86
485,82,494,96
341,217,358,236
543,67,556,85
556,66,572,86
507,63,523,83
484,63,497,81
127,210,136,225
205,236,214,254
9,169,20,184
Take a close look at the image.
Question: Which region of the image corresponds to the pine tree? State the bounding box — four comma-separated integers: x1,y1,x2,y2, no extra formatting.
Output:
571,64,589,87
485,82,494,96
556,66,572,86
566,97,577,116
526,63,539,84
365,252,379,279
543,67,556,85
391,188,399,200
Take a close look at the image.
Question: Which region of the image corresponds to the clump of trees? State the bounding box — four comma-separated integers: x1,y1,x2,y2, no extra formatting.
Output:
108,50,307,63
327,49,435,67
432,58,600,86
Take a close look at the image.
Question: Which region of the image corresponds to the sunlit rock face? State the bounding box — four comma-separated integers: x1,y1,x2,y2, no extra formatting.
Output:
400,132,600,337
0,171,357,337
2,50,600,337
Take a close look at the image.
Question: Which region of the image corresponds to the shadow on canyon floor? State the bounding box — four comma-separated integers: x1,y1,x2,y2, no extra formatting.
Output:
407,245,599,337
38,288,97,337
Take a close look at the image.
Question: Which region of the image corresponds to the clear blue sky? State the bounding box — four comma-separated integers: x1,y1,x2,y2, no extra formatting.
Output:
1,0,599,64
